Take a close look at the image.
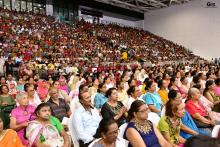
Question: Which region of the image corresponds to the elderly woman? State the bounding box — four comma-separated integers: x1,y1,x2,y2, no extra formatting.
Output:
101,88,127,126
142,80,163,115
10,92,36,146
0,113,25,147
91,118,128,147
125,100,170,147
186,88,216,132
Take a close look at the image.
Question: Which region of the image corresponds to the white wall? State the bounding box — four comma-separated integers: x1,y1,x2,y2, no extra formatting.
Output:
135,20,144,29
144,0,220,60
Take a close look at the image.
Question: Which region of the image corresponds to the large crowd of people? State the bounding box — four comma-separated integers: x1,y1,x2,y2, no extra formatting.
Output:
0,7,219,147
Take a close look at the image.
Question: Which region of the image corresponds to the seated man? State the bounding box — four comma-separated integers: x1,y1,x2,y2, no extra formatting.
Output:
72,91,101,147
46,87,71,122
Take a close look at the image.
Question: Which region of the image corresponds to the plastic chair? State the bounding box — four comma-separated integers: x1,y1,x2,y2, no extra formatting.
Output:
212,125,220,138
91,92,97,105
70,97,81,114
68,114,79,147
161,107,166,116
118,123,128,138
147,112,161,126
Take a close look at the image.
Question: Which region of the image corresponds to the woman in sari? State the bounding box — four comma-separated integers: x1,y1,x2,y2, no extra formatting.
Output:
26,103,70,147
0,111,24,147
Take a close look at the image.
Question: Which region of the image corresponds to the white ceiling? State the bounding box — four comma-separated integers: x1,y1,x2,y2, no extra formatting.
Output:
94,0,192,12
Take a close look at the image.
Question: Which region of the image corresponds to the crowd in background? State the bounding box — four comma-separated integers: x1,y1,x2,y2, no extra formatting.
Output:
0,7,220,147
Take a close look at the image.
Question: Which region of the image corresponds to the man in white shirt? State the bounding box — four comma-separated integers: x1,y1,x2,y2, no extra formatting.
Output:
72,91,101,147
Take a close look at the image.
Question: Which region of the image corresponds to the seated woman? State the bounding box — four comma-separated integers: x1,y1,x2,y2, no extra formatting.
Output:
142,80,163,115
88,77,99,97
51,80,71,102
25,103,70,147
0,84,16,126
124,100,170,147
158,100,187,147
157,79,169,105
214,78,220,97
37,79,49,102
91,118,128,147
167,90,207,139
0,112,24,147
10,92,36,146
168,77,186,98
186,88,217,134
101,88,127,127
193,84,220,123
0,84,16,107
94,83,108,109
24,83,41,107
203,80,220,112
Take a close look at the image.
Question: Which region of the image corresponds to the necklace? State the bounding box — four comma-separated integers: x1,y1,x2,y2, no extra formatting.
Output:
108,102,121,115
166,117,180,144
134,119,152,134
22,106,29,115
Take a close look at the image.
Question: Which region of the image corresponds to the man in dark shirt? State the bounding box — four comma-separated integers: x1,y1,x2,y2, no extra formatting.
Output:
47,87,71,122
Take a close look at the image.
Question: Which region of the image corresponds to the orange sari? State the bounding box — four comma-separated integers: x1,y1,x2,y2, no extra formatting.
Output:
0,129,25,147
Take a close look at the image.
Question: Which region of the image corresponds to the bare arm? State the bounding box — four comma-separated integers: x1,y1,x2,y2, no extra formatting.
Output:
191,113,212,125
204,92,214,103
180,124,198,135
10,117,28,131
179,136,186,144
161,131,171,144
60,129,70,147
148,105,161,113
153,124,172,147
126,128,146,147
67,110,72,117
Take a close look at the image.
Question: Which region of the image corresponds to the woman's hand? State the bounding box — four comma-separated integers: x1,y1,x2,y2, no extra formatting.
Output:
22,121,29,127
210,119,216,126
2,101,8,106
120,106,127,113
